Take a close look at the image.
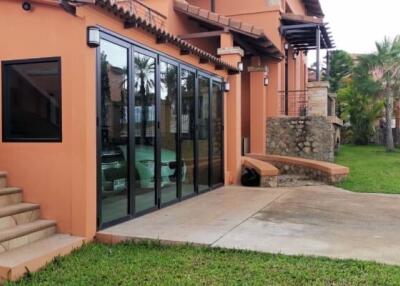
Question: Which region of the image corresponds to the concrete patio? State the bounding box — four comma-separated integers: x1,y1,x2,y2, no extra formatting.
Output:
97,185,400,266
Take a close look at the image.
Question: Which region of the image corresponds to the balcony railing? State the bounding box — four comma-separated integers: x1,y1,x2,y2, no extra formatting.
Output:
279,90,308,117
115,0,167,29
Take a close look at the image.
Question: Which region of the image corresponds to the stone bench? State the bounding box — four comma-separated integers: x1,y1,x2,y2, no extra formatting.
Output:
242,157,279,187
247,154,349,185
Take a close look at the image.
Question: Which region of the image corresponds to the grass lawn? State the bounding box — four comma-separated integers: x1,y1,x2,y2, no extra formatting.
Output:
335,144,400,194
6,242,400,286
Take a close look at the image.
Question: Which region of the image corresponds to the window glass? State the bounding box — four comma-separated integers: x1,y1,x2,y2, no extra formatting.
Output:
99,40,129,224
3,59,61,141
134,52,157,213
160,62,179,204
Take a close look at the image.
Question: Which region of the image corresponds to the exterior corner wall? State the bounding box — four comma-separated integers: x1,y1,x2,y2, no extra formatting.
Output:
0,0,96,238
266,116,335,162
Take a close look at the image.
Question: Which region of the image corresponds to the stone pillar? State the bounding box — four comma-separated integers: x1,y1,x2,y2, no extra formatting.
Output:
218,34,243,184
249,56,268,154
307,81,330,116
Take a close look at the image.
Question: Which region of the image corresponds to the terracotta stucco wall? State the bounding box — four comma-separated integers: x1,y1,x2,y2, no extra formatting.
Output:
0,0,228,239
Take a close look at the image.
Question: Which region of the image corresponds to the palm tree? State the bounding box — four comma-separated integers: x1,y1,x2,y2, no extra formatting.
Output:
134,55,155,144
363,36,400,151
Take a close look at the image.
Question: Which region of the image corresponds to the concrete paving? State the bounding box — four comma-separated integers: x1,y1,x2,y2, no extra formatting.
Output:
97,185,400,265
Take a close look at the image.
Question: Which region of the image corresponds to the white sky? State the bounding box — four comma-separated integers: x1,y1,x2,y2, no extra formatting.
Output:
320,0,400,54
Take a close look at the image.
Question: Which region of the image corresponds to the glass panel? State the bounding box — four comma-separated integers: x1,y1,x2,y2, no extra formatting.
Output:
198,76,210,192
211,81,224,186
134,52,157,213
4,60,61,140
180,69,196,197
99,40,129,224
160,62,178,204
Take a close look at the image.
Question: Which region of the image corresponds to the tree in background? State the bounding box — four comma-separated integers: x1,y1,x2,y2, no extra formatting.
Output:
362,36,400,151
337,61,383,145
328,50,354,93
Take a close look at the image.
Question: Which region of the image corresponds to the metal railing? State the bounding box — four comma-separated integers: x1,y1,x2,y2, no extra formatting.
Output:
115,0,167,29
279,90,308,117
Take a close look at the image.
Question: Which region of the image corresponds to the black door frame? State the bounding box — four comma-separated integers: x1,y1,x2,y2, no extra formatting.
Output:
96,28,225,230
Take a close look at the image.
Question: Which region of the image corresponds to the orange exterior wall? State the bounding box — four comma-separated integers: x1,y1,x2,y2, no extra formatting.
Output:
0,0,229,239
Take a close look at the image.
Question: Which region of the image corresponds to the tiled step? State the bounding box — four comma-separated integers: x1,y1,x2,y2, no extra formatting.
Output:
0,203,40,231
0,187,22,207
0,172,7,188
0,220,57,253
0,234,84,282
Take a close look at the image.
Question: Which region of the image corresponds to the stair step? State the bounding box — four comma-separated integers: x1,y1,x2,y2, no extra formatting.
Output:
0,187,22,207
0,172,7,188
0,203,40,231
0,234,84,282
0,220,57,252
0,203,40,218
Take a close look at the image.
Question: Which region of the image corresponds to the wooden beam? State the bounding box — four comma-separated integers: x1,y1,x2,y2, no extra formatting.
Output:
179,30,226,40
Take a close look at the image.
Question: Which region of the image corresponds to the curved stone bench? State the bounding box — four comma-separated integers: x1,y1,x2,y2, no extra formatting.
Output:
242,157,279,187
247,154,349,185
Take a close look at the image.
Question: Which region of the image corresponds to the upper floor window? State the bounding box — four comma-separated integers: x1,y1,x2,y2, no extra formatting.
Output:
2,57,62,142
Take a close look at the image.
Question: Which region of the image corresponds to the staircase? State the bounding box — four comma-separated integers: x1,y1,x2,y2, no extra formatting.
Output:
0,172,84,282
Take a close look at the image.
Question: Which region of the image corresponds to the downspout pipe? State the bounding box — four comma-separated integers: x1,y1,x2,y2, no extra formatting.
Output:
211,0,215,12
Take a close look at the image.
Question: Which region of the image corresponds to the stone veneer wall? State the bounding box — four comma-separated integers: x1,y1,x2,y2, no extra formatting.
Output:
267,116,335,162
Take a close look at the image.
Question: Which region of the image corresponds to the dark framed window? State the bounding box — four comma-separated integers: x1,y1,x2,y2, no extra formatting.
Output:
2,57,62,142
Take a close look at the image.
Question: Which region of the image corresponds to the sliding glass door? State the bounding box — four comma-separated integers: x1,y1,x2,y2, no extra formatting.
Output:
98,38,130,226
97,31,224,228
133,49,157,214
180,68,196,198
159,60,179,205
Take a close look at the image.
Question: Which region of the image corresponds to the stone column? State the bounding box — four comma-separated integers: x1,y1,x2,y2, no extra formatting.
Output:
307,81,330,116
218,33,243,184
248,56,268,154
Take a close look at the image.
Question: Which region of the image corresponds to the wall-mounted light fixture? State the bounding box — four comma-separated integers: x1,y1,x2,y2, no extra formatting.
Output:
223,82,230,92
237,62,244,72
22,1,32,11
87,26,100,48
284,43,289,50
264,77,269,87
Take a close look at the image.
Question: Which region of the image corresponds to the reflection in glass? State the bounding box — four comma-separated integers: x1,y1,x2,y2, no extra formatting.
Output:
198,76,210,192
99,40,129,224
211,82,224,186
180,69,196,197
134,52,157,213
4,60,61,140
160,62,179,204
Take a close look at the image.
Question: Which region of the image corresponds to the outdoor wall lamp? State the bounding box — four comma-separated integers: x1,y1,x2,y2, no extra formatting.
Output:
237,62,244,72
87,26,100,48
284,43,289,50
22,1,32,11
264,77,269,86
223,82,230,92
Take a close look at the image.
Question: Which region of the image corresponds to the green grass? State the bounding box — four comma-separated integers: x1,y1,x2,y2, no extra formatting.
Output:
6,242,400,286
335,145,400,194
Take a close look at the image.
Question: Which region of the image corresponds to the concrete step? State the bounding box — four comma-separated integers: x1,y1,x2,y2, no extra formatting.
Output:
0,203,40,231
0,172,7,188
0,220,57,252
0,234,84,282
0,187,22,207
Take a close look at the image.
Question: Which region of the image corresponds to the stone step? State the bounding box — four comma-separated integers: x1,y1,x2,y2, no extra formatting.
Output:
277,174,323,187
0,234,84,282
0,187,22,207
0,172,7,188
0,203,41,231
0,220,57,252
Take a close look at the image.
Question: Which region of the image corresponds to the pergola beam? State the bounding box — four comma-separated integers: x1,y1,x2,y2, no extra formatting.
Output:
178,30,227,40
